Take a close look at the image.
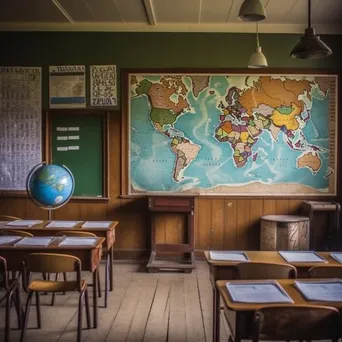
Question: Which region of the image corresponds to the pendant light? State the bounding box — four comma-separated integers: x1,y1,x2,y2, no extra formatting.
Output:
290,0,332,59
238,0,266,22
248,23,268,68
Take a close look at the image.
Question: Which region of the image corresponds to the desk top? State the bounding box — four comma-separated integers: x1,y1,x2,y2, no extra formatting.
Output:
204,251,342,268
0,220,118,232
216,278,342,311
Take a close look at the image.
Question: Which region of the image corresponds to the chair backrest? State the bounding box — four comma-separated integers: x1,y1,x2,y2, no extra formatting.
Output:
1,230,34,237
309,265,342,278
235,262,297,280
56,231,97,238
252,305,339,342
0,215,22,221
0,256,9,288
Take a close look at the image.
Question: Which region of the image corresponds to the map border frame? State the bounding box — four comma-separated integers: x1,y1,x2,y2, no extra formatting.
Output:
121,69,339,197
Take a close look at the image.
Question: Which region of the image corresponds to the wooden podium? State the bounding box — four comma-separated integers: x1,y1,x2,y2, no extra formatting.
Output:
146,196,195,273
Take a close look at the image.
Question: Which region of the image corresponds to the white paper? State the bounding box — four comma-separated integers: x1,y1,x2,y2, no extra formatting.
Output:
331,253,342,263
68,127,79,131
57,147,68,151
226,281,293,303
49,65,85,108
210,251,249,261
90,65,117,106
82,221,113,228
57,127,68,131
295,280,342,301
5,220,43,227
68,146,79,150
68,136,79,140
57,136,68,141
0,66,42,191
279,251,326,263
15,237,54,247
59,237,98,246
0,236,21,245
45,221,82,228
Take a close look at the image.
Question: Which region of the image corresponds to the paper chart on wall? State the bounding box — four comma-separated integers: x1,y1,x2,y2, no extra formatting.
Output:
0,66,42,191
49,65,86,108
90,65,117,106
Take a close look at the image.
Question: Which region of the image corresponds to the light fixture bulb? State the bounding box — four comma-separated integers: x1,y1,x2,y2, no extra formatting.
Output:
238,0,266,22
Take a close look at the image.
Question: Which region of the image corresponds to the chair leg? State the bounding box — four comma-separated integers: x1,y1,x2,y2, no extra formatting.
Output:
12,285,23,329
62,272,67,294
36,292,41,329
20,291,34,342
84,288,91,329
97,269,102,298
77,292,84,342
104,253,109,308
51,273,59,306
5,289,14,342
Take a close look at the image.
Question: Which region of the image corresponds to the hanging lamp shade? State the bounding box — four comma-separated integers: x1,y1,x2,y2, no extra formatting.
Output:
249,46,268,68
290,0,332,59
238,0,266,22
290,27,332,59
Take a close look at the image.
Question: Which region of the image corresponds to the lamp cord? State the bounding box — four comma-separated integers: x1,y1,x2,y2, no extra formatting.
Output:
256,23,260,47
308,0,311,28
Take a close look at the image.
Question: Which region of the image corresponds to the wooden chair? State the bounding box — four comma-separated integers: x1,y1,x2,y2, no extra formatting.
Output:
0,215,22,221
252,305,339,342
20,253,91,342
1,230,34,237
54,231,103,306
235,261,297,280
0,256,23,342
309,265,342,278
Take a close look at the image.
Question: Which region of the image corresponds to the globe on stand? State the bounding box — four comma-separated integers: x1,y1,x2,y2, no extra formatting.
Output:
26,163,75,220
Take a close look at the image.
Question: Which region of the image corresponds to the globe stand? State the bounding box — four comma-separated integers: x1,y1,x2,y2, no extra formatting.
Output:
48,209,52,221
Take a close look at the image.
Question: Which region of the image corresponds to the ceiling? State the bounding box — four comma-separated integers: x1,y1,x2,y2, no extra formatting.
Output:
0,0,341,34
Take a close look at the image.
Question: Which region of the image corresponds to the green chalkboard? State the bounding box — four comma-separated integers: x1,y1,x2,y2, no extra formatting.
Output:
47,110,109,199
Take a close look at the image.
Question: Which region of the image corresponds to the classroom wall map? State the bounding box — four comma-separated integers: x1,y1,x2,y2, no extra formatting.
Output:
128,73,337,195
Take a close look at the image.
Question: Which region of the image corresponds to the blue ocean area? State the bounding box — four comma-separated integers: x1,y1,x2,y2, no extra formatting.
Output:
130,76,332,193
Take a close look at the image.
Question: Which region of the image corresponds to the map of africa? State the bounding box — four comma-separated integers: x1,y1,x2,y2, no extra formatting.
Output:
128,73,337,195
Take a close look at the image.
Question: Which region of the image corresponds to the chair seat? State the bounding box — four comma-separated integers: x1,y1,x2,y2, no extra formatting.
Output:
29,279,86,292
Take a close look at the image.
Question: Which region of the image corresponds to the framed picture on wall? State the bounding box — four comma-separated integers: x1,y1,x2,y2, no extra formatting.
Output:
121,69,339,197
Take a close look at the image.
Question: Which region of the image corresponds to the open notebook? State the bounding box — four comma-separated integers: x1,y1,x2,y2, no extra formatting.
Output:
209,251,249,262
0,236,22,245
45,221,82,228
59,237,98,246
294,280,342,302
81,221,113,229
5,220,43,228
279,251,326,263
14,237,55,247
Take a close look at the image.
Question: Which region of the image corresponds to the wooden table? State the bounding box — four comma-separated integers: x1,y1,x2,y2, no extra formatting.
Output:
216,278,342,342
0,235,104,328
0,220,118,291
204,250,342,342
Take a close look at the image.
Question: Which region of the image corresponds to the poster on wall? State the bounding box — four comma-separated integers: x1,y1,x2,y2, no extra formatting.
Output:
90,65,117,106
49,65,86,108
0,66,42,191
123,71,338,196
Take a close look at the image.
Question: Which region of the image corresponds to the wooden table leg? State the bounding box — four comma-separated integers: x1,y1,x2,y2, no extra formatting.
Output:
109,246,114,291
92,268,98,328
213,287,220,342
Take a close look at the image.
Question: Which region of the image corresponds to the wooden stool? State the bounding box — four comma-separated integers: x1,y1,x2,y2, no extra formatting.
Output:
260,215,310,251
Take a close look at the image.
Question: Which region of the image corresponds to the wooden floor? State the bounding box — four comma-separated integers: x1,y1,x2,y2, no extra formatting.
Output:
0,260,230,342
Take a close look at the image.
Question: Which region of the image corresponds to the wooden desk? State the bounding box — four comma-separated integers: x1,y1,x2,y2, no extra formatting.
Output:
0,236,104,329
0,220,118,291
216,278,342,342
204,250,342,342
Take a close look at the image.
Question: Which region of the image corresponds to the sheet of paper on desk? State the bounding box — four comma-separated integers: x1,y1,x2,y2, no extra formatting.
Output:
45,221,82,228
279,251,326,263
14,237,54,246
5,220,43,228
0,236,21,245
294,280,342,302
82,221,113,228
59,237,98,246
210,251,249,261
226,281,293,303
330,252,342,263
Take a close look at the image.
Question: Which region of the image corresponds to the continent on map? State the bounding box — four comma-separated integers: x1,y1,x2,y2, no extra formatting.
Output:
189,76,210,98
297,152,322,174
135,76,201,182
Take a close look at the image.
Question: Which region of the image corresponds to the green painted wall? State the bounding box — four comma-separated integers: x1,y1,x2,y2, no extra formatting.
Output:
0,31,340,109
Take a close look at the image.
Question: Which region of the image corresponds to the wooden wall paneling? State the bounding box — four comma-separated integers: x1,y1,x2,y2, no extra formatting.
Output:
236,199,250,250
53,201,82,220
248,199,263,250
210,199,224,250
223,199,237,250
0,198,30,219
154,212,167,244
262,199,276,215
79,202,108,220
288,199,302,215
165,213,184,245
196,198,212,251
275,199,289,215
25,198,48,219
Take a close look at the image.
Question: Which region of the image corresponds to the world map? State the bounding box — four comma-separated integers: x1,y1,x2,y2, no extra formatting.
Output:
129,73,337,195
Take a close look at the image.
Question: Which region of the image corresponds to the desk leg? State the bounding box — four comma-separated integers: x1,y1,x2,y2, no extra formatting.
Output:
213,287,220,342
109,246,114,291
92,268,98,328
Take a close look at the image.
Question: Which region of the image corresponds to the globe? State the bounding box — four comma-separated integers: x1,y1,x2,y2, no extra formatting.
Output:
27,163,75,209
